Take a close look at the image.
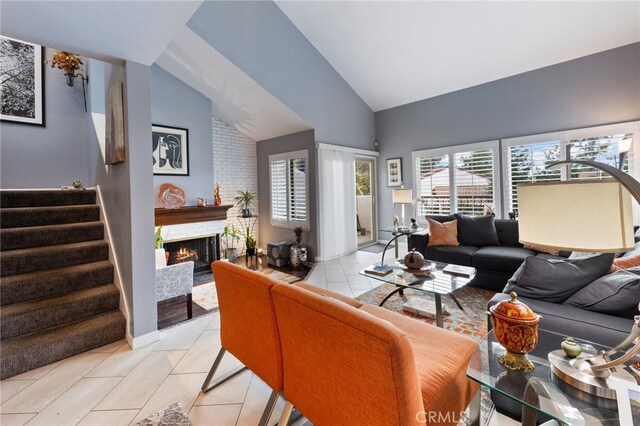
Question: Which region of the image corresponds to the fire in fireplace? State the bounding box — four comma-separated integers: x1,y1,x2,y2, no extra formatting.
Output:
164,236,219,274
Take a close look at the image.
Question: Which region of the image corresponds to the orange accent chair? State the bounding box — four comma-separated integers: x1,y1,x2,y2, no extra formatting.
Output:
202,261,365,426
271,283,480,426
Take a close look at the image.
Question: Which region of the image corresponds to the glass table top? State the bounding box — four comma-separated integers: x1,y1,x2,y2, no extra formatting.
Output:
379,226,426,235
467,328,640,425
359,261,473,296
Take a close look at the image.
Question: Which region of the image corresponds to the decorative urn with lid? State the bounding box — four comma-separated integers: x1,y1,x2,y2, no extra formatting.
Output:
489,292,541,373
403,249,426,270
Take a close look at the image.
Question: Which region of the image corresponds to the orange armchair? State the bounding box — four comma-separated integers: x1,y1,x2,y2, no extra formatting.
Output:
202,261,284,426
271,283,479,426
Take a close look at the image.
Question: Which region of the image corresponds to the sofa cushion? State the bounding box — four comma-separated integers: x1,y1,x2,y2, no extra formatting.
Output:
564,267,640,319
494,220,521,247
424,245,478,267
427,218,459,246
472,246,536,273
454,213,499,246
503,253,615,304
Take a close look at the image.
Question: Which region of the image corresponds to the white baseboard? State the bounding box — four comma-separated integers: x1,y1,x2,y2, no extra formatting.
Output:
126,330,160,349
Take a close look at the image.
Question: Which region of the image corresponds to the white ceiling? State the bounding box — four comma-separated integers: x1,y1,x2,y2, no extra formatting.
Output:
156,28,311,141
276,1,640,112
0,1,202,65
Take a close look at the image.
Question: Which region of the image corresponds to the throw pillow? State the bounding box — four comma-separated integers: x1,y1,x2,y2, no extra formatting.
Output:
610,253,640,272
427,218,459,246
523,244,560,257
454,213,499,246
564,267,640,318
503,253,615,303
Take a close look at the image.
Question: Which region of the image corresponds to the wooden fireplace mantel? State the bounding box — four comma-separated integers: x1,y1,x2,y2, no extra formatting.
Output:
154,205,233,226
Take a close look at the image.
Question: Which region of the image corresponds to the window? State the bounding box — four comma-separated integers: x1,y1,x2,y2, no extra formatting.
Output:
502,122,638,217
269,150,309,228
413,141,500,217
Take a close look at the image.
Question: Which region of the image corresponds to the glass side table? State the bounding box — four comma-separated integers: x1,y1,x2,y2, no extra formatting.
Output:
466,328,640,425
378,227,426,261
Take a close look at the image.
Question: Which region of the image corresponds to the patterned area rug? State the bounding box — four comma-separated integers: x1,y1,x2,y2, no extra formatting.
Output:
135,401,192,425
357,284,497,425
192,268,301,311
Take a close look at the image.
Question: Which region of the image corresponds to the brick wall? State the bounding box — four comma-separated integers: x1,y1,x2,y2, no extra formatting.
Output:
212,116,259,252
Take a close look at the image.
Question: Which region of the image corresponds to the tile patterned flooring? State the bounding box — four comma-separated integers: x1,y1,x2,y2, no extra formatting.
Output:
0,246,517,426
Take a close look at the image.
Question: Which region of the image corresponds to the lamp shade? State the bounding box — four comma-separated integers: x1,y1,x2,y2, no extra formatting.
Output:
392,188,413,204
518,181,634,253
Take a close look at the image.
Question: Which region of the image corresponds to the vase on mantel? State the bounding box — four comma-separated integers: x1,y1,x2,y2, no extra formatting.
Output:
65,73,75,87
290,246,307,268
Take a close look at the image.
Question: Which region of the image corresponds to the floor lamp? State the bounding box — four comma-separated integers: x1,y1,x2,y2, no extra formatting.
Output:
517,159,640,399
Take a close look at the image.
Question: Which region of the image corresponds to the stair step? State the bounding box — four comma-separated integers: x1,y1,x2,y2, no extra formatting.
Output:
0,205,101,228
0,310,126,379
1,284,120,340
0,190,96,208
1,261,114,306
0,221,104,251
1,240,109,277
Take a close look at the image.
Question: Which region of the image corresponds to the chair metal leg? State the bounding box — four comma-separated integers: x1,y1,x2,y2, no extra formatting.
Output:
186,293,193,319
258,390,281,426
277,401,294,426
468,389,481,426
201,347,248,392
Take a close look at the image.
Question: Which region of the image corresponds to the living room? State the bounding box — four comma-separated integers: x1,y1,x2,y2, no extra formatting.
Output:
1,1,639,425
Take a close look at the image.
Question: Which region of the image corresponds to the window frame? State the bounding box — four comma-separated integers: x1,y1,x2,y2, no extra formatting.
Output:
269,149,310,230
412,140,501,220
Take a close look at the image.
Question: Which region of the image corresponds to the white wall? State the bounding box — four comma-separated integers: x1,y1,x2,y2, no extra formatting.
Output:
212,116,259,250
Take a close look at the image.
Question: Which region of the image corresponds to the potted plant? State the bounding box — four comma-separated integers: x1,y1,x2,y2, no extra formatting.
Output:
154,226,168,267
234,190,257,217
245,234,257,256
221,225,240,263
290,226,307,268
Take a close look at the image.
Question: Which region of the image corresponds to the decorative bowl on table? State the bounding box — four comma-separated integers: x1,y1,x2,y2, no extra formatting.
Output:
489,292,541,373
158,183,186,209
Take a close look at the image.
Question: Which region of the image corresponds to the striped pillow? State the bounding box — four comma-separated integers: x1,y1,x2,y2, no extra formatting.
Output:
610,253,640,272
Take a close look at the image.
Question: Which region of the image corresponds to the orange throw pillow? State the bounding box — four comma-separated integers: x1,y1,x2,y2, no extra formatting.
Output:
610,253,640,272
427,218,459,246
523,244,560,256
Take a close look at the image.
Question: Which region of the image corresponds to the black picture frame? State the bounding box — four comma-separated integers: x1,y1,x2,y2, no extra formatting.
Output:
152,124,190,176
0,36,45,126
386,157,403,187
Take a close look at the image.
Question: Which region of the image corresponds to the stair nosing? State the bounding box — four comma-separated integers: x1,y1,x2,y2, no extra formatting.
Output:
1,239,108,256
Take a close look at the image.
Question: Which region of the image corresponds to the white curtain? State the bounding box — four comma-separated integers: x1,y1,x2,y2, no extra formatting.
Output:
318,147,357,260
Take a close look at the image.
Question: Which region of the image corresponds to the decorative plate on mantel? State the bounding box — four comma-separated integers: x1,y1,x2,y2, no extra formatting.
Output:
158,183,186,209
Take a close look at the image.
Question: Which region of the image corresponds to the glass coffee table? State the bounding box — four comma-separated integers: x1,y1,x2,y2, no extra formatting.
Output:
359,261,473,328
466,328,640,425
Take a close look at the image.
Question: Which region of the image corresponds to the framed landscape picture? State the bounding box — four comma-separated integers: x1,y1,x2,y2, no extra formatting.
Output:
0,36,45,126
152,125,189,176
387,157,403,187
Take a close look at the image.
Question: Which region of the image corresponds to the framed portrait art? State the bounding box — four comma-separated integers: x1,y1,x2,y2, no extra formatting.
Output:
152,125,189,176
386,158,403,187
0,36,45,126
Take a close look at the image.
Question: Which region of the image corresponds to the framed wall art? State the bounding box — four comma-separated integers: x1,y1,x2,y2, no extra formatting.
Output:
386,157,403,187
0,36,45,126
152,124,189,176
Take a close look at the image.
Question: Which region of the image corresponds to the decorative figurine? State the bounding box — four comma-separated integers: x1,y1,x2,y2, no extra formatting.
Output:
561,337,582,358
213,183,222,206
489,292,541,372
410,218,418,229
393,215,400,229
403,249,425,270
61,180,85,190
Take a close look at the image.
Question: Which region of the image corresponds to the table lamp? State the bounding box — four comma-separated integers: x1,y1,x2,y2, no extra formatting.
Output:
392,188,413,228
517,159,640,399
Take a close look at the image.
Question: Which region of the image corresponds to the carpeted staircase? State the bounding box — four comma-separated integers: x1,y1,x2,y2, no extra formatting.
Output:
0,190,126,379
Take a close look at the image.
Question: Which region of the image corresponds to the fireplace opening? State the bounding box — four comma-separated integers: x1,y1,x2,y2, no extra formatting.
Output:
164,236,219,275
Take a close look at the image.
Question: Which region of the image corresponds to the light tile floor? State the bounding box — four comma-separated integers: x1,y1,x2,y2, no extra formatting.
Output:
0,246,517,426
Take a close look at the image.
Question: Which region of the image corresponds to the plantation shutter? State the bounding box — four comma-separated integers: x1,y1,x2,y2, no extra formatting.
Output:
454,149,494,215
568,133,632,181
506,140,561,214
415,153,450,216
289,157,307,223
270,159,288,223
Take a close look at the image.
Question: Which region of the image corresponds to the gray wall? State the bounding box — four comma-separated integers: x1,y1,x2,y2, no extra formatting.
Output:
86,59,156,340
151,65,214,206
188,1,375,150
375,42,640,230
257,129,318,259
1,47,88,188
